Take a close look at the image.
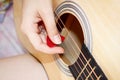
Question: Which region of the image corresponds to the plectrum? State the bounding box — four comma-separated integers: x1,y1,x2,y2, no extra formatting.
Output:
47,35,65,47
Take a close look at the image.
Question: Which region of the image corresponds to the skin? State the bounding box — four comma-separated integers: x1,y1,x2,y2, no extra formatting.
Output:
21,0,64,54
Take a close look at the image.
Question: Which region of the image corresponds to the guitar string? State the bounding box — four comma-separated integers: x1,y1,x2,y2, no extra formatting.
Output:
55,13,99,79
55,14,98,79
59,17,93,79
54,11,98,79
56,18,93,80
69,18,95,79
67,19,95,80
60,36,85,80
66,37,91,79
55,16,96,80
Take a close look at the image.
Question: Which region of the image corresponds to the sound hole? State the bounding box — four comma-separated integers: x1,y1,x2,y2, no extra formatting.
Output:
57,13,84,65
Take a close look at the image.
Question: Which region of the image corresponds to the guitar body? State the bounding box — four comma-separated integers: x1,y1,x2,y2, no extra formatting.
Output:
13,0,120,80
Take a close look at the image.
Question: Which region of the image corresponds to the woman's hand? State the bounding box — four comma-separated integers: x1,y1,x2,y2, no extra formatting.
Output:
21,0,64,54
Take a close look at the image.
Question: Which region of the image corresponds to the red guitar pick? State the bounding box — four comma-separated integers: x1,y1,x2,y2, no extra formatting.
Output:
47,35,65,47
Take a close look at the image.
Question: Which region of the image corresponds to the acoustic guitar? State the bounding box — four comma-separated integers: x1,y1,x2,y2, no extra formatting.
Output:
13,0,120,80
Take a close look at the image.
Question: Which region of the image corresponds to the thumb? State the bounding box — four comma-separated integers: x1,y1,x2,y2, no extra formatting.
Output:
40,9,62,44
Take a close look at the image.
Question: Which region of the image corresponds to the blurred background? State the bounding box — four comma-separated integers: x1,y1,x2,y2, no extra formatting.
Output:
0,0,28,58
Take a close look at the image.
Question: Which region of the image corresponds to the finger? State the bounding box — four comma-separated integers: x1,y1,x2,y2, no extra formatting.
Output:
39,26,47,43
36,43,64,54
38,3,62,45
27,32,64,54
21,19,64,54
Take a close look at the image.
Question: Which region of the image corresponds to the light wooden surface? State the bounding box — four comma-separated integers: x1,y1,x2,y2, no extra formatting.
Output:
74,0,120,79
13,0,120,80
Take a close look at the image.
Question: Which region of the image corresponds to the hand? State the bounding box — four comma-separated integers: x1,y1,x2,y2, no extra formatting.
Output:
21,0,64,54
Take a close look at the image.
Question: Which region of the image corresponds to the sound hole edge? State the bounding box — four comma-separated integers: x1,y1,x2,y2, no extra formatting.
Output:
57,13,84,65
54,1,92,76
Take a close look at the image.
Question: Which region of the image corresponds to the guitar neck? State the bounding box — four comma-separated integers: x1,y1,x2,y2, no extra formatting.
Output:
69,43,107,80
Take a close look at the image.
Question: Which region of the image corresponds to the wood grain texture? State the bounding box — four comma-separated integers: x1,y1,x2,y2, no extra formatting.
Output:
13,0,120,80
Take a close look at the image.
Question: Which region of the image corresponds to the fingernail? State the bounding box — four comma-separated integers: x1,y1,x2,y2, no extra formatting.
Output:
59,50,64,54
58,48,64,54
53,34,61,44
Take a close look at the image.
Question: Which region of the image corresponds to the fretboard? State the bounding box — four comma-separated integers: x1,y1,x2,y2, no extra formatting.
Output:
69,43,107,80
